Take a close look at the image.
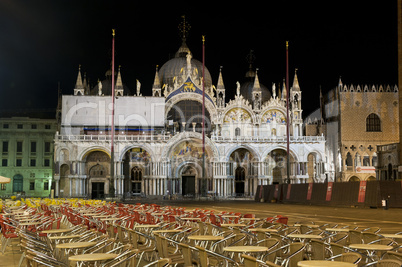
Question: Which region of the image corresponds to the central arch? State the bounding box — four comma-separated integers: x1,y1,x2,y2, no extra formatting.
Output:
229,148,256,196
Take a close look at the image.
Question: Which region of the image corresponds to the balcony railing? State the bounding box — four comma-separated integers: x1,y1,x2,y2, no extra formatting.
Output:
211,135,325,143
56,134,172,142
55,133,325,143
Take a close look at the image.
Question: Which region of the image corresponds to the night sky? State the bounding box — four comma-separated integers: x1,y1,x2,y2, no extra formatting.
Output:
0,1,398,117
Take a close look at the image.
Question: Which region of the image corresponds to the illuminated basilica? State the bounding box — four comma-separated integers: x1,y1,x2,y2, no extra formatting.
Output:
54,22,326,199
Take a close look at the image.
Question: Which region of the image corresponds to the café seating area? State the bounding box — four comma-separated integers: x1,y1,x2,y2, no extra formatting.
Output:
1,198,402,266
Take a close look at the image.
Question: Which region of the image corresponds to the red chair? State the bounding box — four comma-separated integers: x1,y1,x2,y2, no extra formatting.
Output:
0,218,18,254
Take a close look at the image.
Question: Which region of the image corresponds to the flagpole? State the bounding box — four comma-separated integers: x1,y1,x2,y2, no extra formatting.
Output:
110,29,116,197
201,35,206,197
286,41,290,184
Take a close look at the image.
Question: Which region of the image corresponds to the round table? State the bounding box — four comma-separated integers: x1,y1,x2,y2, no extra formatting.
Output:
188,235,224,241
69,253,118,263
381,234,402,239
56,241,97,249
100,217,121,221
325,228,350,232
181,217,201,221
134,224,160,228
251,228,279,233
41,228,71,234
153,229,182,234
298,260,357,267
349,244,393,251
287,234,322,240
48,234,82,241
223,246,268,253
221,223,246,227
349,243,393,261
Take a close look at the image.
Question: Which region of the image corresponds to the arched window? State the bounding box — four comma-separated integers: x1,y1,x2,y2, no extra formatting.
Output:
131,166,142,194
235,127,241,137
89,164,106,177
366,113,381,132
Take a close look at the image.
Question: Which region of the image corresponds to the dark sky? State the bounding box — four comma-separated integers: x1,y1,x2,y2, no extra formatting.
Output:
0,1,398,116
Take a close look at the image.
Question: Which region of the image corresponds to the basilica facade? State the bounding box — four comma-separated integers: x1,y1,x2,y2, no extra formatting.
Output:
54,33,326,199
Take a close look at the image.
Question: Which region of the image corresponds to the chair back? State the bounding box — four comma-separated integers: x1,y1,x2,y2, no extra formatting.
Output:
377,259,402,267
329,242,347,260
310,239,326,260
264,238,280,263
178,243,193,267
362,232,380,244
286,243,305,267
340,252,362,265
348,230,362,244
384,251,402,261
195,245,208,267
332,232,349,246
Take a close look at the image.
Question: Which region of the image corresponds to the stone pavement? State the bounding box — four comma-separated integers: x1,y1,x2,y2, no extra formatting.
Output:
2,200,402,266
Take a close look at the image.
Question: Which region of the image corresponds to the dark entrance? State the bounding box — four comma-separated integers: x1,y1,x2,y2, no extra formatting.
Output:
182,175,195,196
235,167,245,195
92,182,105,199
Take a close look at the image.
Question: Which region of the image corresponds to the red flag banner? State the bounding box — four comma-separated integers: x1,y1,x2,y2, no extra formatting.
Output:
286,184,292,200
325,182,333,201
274,184,279,199
358,181,367,203
307,183,313,200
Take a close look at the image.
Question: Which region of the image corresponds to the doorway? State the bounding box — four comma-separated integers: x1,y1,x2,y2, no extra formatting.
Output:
182,175,195,196
235,167,245,195
92,182,105,199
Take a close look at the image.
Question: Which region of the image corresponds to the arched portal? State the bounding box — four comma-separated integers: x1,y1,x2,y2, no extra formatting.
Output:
181,166,197,196
349,176,360,182
122,147,151,196
265,149,294,184
85,151,110,199
235,167,245,195
13,174,23,193
131,166,143,194
229,148,255,196
59,164,70,197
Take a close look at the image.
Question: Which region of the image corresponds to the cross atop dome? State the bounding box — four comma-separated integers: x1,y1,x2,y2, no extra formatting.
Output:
178,15,191,43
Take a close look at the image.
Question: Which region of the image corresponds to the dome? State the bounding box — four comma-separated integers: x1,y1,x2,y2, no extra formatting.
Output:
159,42,213,88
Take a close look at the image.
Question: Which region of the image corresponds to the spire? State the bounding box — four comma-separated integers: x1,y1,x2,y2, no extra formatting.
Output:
176,16,192,58
152,65,162,97
252,69,262,92
216,66,225,90
281,78,287,100
292,68,300,91
83,73,89,95
115,66,123,96
252,69,262,110
216,66,226,108
338,76,343,88
152,65,161,89
74,65,84,96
